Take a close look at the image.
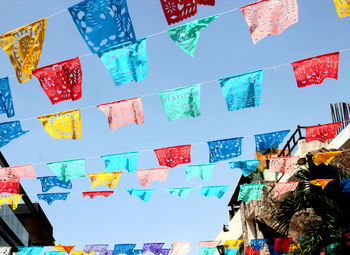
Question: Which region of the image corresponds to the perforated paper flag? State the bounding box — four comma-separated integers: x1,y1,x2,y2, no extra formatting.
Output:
219,70,264,111
0,77,15,118
167,187,195,198
250,239,268,251
68,0,136,54
37,176,72,192
126,188,155,202
254,130,290,153
0,181,19,194
223,240,243,250
159,84,200,121
185,164,214,181
274,182,299,199
113,244,136,255
84,245,108,253
88,171,122,189
207,137,243,163
101,152,138,173
269,156,299,175
240,0,298,44
98,39,147,86
142,243,164,254
18,247,43,255
223,248,238,255
167,15,218,56
244,246,258,255
0,19,47,83
47,158,85,182
238,183,265,202
310,179,334,190
37,192,69,205
291,52,339,88
83,191,114,199
72,251,93,255
305,122,342,143
98,97,144,132
0,164,35,181
199,186,229,199
53,244,75,254
0,194,23,210
137,168,169,187
312,151,343,166
274,238,293,253
198,248,216,255
0,121,28,148
229,160,260,177
154,144,191,168
33,57,82,104
334,0,350,18
197,241,220,248
170,242,191,255
38,109,82,139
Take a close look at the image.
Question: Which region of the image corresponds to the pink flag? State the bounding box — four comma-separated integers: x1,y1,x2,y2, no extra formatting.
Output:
197,241,220,248
154,145,191,168
274,182,299,199
240,0,298,44
269,156,299,175
170,242,191,255
97,97,144,132
137,168,169,187
291,52,339,88
0,164,36,181
305,122,342,143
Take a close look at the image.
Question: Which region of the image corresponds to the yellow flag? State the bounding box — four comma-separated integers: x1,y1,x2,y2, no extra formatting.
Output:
312,151,343,166
223,240,243,249
289,243,300,252
0,19,47,83
310,179,334,190
0,194,23,210
71,251,93,255
53,244,75,254
38,109,82,139
334,0,350,18
88,171,122,189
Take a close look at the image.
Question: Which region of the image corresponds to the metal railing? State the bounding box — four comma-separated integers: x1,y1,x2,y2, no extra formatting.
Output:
331,102,350,134
278,125,305,157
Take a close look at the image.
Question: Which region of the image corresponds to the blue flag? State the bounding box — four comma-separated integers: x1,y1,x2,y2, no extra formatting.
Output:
37,192,70,205
207,137,243,163
0,77,15,117
18,247,43,255
0,121,28,148
229,160,260,177
254,130,290,153
250,239,268,251
340,178,350,192
37,176,72,192
113,244,136,255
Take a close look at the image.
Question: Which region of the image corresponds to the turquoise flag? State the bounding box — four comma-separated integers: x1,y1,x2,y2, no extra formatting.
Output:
18,247,43,255
229,160,260,177
47,159,85,182
238,184,265,202
199,248,217,255
167,187,195,198
185,164,214,181
101,152,138,173
200,186,229,199
126,188,154,202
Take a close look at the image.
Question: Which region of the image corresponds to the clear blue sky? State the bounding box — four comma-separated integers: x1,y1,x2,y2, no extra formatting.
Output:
1,0,350,253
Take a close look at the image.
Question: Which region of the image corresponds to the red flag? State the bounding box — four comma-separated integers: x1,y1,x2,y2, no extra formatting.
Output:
0,181,19,194
305,122,342,143
274,238,293,253
154,144,191,168
82,191,114,199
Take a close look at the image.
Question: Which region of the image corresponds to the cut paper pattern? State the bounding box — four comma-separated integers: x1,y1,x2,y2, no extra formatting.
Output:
240,0,298,44
53,245,75,254
83,191,114,199
334,0,350,18
37,109,82,140
238,183,265,202
72,251,93,255
223,240,243,250
167,187,195,198
199,0,215,5
244,246,258,255
254,130,290,153
310,179,334,190
250,239,268,251
170,242,191,255
0,181,19,194
291,52,339,88
269,156,299,175
87,171,122,189
137,168,169,187
126,188,155,202
101,152,138,173
199,186,229,199
84,245,108,253
0,194,23,210
0,164,35,181
113,244,136,255
167,15,218,57
0,121,28,148
32,57,82,104
97,97,144,132
223,248,238,255
219,70,264,111
198,248,216,255
312,151,344,166
185,164,214,181
18,247,43,255
98,38,147,86
274,237,293,253
47,158,85,182
274,182,299,199
197,241,220,248
340,178,350,193
158,84,200,121
154,144,191,168
229,160,260,177
0,19,47,83
68,0,136,54
305,122,342,143
0,248,11,255
131,251,142,255
37,176,72,192
37,192,70,205
160,0,198,25
142,243,164,254
207,137,243,163
0,77,15,118
157,249,170,255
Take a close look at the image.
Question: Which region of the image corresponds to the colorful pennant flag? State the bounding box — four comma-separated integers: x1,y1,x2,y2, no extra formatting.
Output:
198,248,216,255
219,70,264,111
0,194,23,210
340,178,350,192
101,251,113,255
254,130,290,153
274,237,293,253
229,160,260,177
154,144,191,168
199,186,229,199
207,137,243,163
84,245,108,254
159,84,201,121
184,164,214,181
68,0,136,54
126,188,155,202
0,248,11,255
101,152,138,173
197,241,220,247
223,240,243,250
0,164,35,181
37,192,70,205
142,243,164,254
137,168,169,187
38,109,82,139
170,242,191,255
37,176,72,193
98,38,147,86
224,248,238,255
97,97,144,132
0,77,15,118
269,156,299,175
312,151,343,166
113,244,136,255
291,52,339,88
131,250,142,255
87,171,122,189
305,122,342,143
0,181,19,194
238,183,265,202
53,245,75,254
334,0,350,18
310,179,334,190
83,191,114,199
167,187,195,198
18,247,43,255
167,15,218,57
32,57,82,104
240,0,298,44
274,182,299,199
250,239,268,251
72,251,93,255
0,19,47,83
47,158,85,182
0,121,28,148
244,246,259,255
